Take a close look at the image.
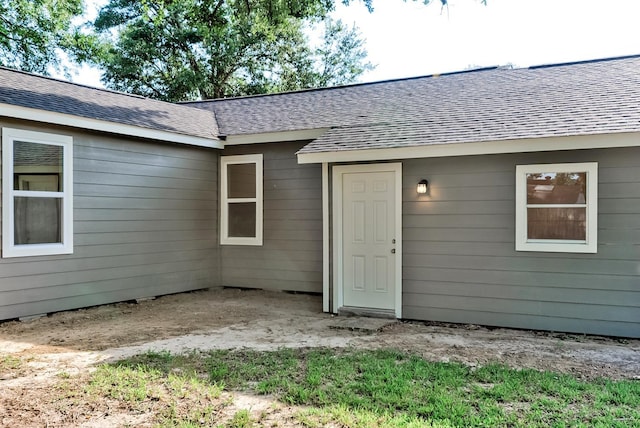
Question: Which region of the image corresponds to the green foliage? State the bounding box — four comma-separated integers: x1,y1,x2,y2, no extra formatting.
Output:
85,0,373,100
344,0,487,13
0,0,487,85
0,0,85,74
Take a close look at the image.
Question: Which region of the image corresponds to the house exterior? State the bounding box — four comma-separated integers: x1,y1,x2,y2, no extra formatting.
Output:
0,55,638,337
0,68,222,320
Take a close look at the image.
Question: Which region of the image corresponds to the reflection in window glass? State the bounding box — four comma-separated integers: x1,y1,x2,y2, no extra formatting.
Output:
227,163,256,198
228,202,257,237
527,207,586,240
516,162,597,253
14,197,62,244
526,170,588,241
13,141,63,191
526,172,586,205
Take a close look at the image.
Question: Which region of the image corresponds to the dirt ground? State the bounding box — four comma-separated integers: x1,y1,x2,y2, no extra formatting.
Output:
1,288,639,427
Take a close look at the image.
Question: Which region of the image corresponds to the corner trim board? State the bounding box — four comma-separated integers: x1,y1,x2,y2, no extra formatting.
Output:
322,162,330,313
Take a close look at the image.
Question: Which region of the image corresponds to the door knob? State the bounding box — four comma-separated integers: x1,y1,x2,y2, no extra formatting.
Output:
391,249,396,254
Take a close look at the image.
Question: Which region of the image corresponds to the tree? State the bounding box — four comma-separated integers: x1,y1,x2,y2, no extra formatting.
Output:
85,0,374,101
0,0,85,74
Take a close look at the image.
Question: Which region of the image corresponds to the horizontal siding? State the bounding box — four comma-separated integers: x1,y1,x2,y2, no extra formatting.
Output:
404,293,638,323
220,142,322,293
75,220,215,234
402,146,640,338
1,272,213,321
403,254,638,276
0,120,219,320
222,277,320,293
75,183,215,200
75,208,214,221
1,261,212,305
402,306,639,339
77,171,214,190
74,230,215,246
75,158,215,182
403,281,639,307
403,240,639,261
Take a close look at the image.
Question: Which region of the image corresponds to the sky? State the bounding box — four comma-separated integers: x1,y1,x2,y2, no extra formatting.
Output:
69,0,640,87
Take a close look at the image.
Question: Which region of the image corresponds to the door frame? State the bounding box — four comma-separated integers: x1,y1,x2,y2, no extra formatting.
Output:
332,162,403,318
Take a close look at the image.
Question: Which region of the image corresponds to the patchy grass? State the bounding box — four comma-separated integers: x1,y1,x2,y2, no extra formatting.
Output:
0,355,25,378
4,348,629,426
83,348,640,427
83,351,225,426
0,355,22,371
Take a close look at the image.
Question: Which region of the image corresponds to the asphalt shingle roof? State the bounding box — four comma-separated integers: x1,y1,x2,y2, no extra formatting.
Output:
190,55,640,154
2,56,639,153
0,67,219,140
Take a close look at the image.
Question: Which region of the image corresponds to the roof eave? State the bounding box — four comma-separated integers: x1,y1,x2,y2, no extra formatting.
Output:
296,131,640,164
0,103,223,149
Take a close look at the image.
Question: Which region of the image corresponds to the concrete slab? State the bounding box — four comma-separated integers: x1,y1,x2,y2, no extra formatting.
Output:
327,316,397,333
337,306,395,319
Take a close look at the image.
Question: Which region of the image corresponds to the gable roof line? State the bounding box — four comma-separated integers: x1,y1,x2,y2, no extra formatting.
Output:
528,53,640,69
0,66,221,146
184,53,640,107
0,102,223,149
0,66,149,100
182,67,501,106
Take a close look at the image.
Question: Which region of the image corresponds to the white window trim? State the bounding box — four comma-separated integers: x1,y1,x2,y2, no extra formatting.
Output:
2,128,73,257
220,154,263,246
515,162,597,253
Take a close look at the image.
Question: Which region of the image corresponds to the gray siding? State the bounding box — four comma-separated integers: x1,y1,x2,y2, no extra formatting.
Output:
402,147,640,337
0,120,219,320
221,142,322,292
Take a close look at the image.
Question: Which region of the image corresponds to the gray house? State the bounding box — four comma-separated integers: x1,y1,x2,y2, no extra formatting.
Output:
0,55,638,337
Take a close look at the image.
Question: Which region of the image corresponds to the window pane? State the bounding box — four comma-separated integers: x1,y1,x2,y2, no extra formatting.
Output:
14,197,62,244
228,202,256,237
227,163,256,198
527,207,586,240
14,141,63,191
526,172,586,204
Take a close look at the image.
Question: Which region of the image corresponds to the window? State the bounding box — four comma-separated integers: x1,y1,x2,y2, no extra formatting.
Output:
220,154,263,245
2,128,73,257
516,162,597,253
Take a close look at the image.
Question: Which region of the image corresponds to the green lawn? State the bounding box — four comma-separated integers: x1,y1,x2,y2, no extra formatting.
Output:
75,348,640,427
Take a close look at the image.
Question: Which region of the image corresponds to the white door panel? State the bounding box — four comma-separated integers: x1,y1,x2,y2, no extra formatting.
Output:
342,170,396,310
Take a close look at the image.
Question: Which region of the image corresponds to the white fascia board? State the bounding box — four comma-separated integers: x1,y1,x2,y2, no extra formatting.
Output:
0,103,223,149
297,132,640,164
224,128,328,145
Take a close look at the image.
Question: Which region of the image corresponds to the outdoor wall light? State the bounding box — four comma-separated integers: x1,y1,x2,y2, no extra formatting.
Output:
417,179,429,194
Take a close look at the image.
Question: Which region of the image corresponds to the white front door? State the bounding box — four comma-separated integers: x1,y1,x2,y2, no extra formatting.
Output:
333,163,402,316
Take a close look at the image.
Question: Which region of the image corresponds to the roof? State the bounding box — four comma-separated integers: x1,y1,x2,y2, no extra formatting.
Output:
189,55,640,156
0,67,221,147
2,55,639,156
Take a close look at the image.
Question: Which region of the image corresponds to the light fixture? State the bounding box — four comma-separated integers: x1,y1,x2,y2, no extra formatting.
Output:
417,179,429,194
